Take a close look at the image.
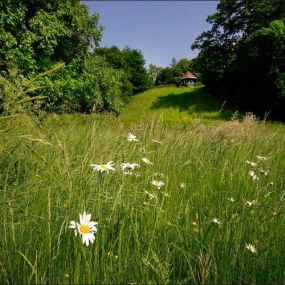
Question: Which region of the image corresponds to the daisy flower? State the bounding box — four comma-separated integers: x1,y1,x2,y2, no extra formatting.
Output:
249,170,259,180
260,169,269,176
69,212,98,246
212,218,222,225
120,162,140,171
180,182,186,189
151,179,164,189
142,157,153,165
127,132,138,142
256,155,270,161
91,161,115,174
152,139,162,144
144,191,156,200
246,160,258,167
245,243,257,254
245,200,256,207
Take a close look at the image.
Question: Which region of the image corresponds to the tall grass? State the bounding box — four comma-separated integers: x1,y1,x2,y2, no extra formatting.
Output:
0,114,285,284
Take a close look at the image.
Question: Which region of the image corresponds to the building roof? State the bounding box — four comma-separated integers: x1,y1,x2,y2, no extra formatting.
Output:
180,71,197,79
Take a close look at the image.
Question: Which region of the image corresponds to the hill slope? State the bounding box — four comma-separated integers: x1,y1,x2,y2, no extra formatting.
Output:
120,86,232,125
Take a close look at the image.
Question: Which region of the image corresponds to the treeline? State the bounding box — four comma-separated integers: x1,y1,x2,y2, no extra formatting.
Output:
149,58,196,86
192,0,285,120
0,0,151,115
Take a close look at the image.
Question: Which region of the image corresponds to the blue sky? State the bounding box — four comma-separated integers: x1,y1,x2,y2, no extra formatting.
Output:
84,1,218,67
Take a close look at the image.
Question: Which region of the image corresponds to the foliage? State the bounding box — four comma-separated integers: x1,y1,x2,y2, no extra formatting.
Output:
0,114,285,284
192,0,285,119
155,58,195,85
95,46,152,95
0,0,103,74
0,64,64,116
41,55,126,114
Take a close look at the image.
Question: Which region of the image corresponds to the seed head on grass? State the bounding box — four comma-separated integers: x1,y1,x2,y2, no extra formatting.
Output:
69,212,98,246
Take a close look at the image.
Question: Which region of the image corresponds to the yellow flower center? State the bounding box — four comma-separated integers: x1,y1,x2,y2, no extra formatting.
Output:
80,224,90,234
101,164,108,170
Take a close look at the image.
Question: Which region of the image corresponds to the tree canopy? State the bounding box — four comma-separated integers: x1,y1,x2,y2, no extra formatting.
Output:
192,0,285,119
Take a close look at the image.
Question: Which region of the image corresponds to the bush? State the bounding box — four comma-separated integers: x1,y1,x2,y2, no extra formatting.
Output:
41,55,126,114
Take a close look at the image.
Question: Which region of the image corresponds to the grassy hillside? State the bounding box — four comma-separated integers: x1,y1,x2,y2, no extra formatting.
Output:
0,113,285,284
120,86,233,125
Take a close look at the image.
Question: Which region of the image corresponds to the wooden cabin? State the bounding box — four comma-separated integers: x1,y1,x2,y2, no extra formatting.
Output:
180,71,198,86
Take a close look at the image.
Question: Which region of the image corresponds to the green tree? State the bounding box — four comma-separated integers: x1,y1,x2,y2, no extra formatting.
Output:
192,0,285,118
95,46,151,95
0,0,103,74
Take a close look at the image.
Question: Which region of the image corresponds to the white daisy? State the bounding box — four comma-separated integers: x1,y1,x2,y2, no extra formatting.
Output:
152,139,162,144
180,182,186,189
69,212,98,246
212,218,222,225
256,155,270,161
245,243,257,254
127,132,138,142
90,161,115,174
120,162,140,171
144,191,156,200
246,160,258,167
142,157,153,165
151,180,164,189
260,169,269,176
245,200,256,207
249,170,259,180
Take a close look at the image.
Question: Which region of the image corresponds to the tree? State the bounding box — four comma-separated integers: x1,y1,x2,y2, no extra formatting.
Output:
0,0,103,74
95,46,151,95
192,0,285,119
148,64,162,85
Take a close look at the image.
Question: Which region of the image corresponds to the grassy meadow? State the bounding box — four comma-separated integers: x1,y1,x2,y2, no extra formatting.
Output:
120,86,233,125
1,87,285,284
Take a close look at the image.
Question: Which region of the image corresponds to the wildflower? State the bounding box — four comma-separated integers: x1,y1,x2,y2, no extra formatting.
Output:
64,273,70,278
245,200,256,207
91,161,115,174
120,162,140,171
152,139,162,144
144,191,156,200
212,218,222,225
270,182,274,185
246,160,258,167
256,155,270,161
260,169,269,176
227,197,234,202
192,221,197,226
151,180,164,189
249,170,259,180
139,146,146,153
245,243,257,254
142,157,153,165
180,182,186,189
127,132,138,142
69,212,98,246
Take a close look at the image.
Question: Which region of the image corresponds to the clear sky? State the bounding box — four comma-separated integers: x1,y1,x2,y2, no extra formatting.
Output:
84,1,218,67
